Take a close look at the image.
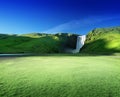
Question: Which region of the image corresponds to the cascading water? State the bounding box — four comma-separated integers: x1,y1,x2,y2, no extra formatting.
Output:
76,35,86,51
65,35,86,53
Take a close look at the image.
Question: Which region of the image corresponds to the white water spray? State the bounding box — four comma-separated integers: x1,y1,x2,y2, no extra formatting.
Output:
66,35,86,53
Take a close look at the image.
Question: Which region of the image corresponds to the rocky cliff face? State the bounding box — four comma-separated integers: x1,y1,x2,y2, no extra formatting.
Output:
65,35,86,53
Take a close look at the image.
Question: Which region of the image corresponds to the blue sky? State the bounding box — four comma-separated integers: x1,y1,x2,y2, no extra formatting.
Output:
0,0,120,35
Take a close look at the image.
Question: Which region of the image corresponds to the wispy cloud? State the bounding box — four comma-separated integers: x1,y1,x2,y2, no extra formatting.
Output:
43,15,120,34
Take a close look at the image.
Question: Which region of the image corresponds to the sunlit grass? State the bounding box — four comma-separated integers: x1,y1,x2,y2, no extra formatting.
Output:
0,55,120,97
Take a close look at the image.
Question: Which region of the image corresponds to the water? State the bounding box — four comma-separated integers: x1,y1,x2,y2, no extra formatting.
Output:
0,35,86,55
0,54,30,57
76,35,86,51
66,35,86,53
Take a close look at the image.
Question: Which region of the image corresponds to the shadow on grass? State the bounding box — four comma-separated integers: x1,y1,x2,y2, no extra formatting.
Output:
0,52,120,58
80,39,120,55
0,33,78,54
0,34,120,58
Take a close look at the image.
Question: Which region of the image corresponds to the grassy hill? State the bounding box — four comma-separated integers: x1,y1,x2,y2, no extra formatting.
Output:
81,26,120,54
0,33,78,54
1,26,120,54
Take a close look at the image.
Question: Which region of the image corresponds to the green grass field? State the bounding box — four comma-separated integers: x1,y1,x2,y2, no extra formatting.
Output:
0,55,120,97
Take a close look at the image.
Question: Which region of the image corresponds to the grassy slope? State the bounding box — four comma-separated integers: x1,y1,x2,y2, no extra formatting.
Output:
0,33,77,53
81,26,120,54
0,55,120,97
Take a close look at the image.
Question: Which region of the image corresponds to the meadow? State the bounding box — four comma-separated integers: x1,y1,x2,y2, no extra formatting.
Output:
0,55,120,97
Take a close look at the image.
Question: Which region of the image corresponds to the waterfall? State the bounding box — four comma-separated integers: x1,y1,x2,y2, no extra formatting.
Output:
76,35,86,51
65,35,86,53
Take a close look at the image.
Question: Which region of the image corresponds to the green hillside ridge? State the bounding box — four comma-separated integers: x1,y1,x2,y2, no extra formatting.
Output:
0,33,78,54
81,26,120,54
0,26,120,54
